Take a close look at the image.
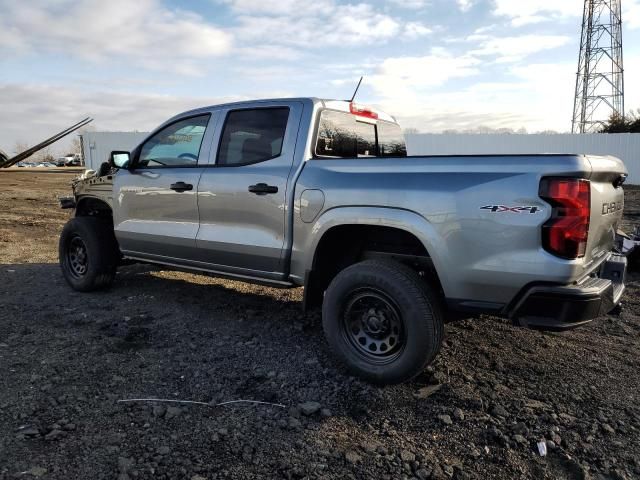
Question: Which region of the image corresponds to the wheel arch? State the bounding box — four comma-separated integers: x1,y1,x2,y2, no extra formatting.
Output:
75,195,113,220
298,206,449,311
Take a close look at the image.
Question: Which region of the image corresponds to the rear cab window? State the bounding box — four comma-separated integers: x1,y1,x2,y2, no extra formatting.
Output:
314,109,407,159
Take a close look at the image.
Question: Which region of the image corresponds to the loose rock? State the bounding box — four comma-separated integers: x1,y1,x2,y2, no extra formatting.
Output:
298,401,321,416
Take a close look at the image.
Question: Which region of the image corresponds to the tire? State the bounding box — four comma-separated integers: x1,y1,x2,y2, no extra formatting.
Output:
322,259,444,385
59,216,119,292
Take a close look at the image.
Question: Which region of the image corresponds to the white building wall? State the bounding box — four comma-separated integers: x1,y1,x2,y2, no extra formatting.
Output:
405,133,640,185
81,132,149,171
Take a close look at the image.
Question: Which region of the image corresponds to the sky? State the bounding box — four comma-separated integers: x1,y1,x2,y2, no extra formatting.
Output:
1,0,639,155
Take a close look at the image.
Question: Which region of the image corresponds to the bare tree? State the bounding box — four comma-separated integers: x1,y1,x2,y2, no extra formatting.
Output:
14,141,30,156
70,136,82,155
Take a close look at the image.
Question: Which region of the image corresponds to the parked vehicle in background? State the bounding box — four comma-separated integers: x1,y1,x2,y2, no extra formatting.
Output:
58,97,630,385
56,157,68,167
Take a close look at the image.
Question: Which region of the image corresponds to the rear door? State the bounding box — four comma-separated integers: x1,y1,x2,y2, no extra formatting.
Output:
113,113,216,262
195,101,303,276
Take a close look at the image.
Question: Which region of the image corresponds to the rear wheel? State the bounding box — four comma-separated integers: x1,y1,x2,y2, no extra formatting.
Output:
322,259,444,384
59,217,119,292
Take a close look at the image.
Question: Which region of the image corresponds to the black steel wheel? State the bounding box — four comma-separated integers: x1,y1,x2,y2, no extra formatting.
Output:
341,288,405,364
59,216,119,292
66,235,89,278
323,259,444,385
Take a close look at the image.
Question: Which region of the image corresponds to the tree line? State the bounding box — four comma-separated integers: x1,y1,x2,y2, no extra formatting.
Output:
600,109,640,133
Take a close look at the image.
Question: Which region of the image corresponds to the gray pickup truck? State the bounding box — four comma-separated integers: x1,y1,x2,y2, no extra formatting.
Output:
59,97,629,384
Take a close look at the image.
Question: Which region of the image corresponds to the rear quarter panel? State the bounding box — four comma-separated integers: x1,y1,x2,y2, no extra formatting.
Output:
292,154,607,307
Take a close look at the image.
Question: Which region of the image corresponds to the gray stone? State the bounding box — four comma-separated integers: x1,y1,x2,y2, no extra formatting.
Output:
345,450,361,464
44,429,65,441
288,417,302,429
157,446,171,455
512,422,528,436
320,408,332,418
400,450,416,462
165,406,181,420
19,426,40,437
152,405,166,418
453,408,465,421
490,405,509,418
438,414,453,425
602,423,616,434
27,467,47,477
416,467,433,479
299,401,321,416
361,440,380,453
514,434,528,445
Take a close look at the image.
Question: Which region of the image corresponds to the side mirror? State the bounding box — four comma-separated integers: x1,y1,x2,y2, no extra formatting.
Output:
110,151,130,169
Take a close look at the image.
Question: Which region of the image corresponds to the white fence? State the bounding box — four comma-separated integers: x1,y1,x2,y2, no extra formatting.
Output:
405,133,640,185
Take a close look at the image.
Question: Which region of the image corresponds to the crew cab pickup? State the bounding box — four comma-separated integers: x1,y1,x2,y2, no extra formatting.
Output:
59,98,629,384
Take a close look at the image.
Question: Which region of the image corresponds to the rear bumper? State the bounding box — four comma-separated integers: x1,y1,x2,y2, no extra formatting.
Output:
509,253,626,331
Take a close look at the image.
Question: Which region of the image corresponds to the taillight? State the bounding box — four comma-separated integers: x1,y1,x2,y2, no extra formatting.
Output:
349,102,378,119
539,177,591,259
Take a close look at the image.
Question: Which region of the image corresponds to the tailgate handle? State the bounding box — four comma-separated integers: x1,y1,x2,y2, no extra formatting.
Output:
248,183,278,195
170,182,193,192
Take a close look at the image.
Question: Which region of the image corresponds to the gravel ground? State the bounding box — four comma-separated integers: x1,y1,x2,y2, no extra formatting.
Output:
0,169,639,480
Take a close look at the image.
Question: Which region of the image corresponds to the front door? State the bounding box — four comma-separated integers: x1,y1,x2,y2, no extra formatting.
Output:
113,113,215,262
195,102,303,276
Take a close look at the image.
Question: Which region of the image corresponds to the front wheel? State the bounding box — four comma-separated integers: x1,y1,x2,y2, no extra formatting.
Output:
322,260,444,385
59,216,119,292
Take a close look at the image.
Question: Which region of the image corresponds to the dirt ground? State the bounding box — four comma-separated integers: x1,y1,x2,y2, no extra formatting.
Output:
0,169,639,480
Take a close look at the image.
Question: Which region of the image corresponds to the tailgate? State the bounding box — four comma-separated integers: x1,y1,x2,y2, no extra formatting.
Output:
585,155,627,268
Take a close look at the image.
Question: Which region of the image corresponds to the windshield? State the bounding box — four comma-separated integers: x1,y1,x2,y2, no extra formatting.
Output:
315,110,407,158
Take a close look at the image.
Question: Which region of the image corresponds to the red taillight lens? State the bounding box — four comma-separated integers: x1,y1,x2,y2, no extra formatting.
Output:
349,102,378,119
539,178,591,259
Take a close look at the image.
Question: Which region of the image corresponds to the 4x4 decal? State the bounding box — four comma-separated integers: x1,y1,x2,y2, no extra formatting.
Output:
480,205,541,214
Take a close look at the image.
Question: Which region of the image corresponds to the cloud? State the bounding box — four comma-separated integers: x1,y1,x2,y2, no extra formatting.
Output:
0,83,242,153
494,0,640,29
388,0,429,8
220,0,333,15
368,50,481,101
470,34,571,62
627,1,640,29
230,2,401,48
372,62,578,133
222,0,435,48
404,22,434,39
493,0,582,25
0,0,232,72
456,0,475,12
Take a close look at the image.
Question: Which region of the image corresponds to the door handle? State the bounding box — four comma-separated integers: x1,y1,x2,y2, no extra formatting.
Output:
248,183,278,195
170,182,193,192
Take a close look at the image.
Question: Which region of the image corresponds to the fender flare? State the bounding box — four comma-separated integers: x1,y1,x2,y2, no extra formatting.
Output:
295,205,452,296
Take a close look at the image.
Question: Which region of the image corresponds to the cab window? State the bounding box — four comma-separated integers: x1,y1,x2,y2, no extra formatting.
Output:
217,108,290,166
138,115,210,168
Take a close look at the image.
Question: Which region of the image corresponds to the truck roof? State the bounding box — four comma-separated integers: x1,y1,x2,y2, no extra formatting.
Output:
175,97,398,125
